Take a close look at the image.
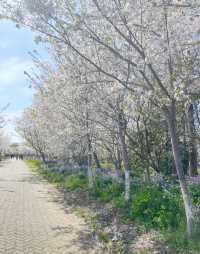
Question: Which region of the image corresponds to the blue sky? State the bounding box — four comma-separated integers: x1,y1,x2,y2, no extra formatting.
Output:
0,20,46,142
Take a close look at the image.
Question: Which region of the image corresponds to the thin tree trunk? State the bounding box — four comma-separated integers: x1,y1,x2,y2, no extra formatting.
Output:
117,145,122,171
124,170,130,200
165,101,196,238
87,135,93,190
113,159,122,180
114,145,122,180
104,144,121,178
187,104,198,176
93,150,101,169
40,152,46,164
172,158,177,179
86,108,93,190
118,111,130,200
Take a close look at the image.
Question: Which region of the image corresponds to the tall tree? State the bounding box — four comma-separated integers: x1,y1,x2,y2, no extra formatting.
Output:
4,0,200,237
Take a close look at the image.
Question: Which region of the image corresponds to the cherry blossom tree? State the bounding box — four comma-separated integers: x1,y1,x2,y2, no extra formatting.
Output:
3,0,200,237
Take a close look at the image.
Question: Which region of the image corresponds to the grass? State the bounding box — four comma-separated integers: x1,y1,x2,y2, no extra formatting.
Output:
163,220,200,253
63,174,88,190
25,159,43,169
25,159,87,190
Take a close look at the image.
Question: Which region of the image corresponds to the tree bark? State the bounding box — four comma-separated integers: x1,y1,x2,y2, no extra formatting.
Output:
118,111,130,200
93,150,101,169
87,135,93,190
124,170,130,200
165,101,196,238
86,108,93,190
187,104,198,176
41,153,46,164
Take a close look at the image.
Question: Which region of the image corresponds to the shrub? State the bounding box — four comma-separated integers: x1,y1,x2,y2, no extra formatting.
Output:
63,174,87,191
112,195,131,222
113,195,128,210
92,176,123,202
189,184,200,206
44,171,65,183
164,219,200,253
129,185,183,229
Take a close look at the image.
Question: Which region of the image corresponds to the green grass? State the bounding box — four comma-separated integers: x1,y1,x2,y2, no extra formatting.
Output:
92,175,123,202
25,159,42,169
162,219,200,253
63,174,88,190
25,159,87,190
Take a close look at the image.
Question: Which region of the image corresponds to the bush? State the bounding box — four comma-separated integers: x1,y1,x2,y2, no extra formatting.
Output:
63,174,88,191
129,185,183,229
164,219,200,253
92,176,123,202
92,176,184,230
113,195,128,210
189,184,200,206
44,171,65,183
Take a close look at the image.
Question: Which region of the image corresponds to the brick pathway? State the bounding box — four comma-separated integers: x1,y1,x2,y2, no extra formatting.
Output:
0,160,98,254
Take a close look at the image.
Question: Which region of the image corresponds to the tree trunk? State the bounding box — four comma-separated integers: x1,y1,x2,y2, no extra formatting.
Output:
187,104,198,176
86,107,94,190
87,155,93,190
40,152,46,164
125,170,130,200
114,145,122,180
117,145,122,171
87,137,93,190
93,150,101,169
118,111,130,200
172,158,177,179
165,101,196,238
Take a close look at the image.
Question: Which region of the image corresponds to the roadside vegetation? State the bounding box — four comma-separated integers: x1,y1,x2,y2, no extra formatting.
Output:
26,159,200,254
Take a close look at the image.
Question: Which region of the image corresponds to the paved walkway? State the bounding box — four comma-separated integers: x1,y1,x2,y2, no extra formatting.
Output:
0,160,98,254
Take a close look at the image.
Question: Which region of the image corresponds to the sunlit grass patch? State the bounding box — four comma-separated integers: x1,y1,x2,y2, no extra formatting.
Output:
25,160,42,169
